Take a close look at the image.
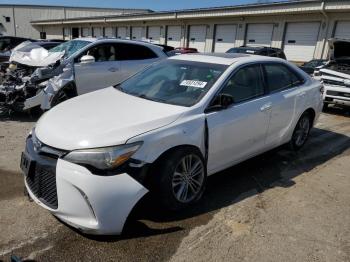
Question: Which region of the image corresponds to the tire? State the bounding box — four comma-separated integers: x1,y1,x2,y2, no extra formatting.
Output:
290,111,312,151
50,83,77,108
322,103,328,112
155,148,207,210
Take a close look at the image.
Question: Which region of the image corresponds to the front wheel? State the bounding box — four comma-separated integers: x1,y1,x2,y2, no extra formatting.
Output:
155,148,207,210
290,112,312,151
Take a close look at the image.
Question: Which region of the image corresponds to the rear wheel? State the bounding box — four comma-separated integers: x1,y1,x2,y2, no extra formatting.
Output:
290,112,312,151
155,148,206,210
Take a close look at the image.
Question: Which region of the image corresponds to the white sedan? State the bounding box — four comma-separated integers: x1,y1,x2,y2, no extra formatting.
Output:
21,53,323,235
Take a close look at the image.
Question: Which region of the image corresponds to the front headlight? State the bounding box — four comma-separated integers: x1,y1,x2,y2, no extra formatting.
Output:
63,142,143,171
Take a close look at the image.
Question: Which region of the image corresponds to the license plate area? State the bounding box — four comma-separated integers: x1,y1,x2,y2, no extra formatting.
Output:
20,152,36,177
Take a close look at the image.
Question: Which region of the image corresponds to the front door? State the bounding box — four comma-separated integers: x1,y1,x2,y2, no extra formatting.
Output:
74,43,121,95
206,64,271,174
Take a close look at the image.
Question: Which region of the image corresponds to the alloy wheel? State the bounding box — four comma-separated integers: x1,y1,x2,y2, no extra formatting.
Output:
171,154,205,203
294,115,310,147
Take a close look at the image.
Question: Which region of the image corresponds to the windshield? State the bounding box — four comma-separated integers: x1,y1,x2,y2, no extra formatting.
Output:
117,60,228,107
49,40,91,58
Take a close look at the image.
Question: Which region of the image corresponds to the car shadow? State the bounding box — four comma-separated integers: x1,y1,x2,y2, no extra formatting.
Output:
0,110,41,122
82,126,350,242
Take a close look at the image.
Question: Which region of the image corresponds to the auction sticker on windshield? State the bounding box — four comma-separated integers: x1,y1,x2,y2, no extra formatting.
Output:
180,80,207,88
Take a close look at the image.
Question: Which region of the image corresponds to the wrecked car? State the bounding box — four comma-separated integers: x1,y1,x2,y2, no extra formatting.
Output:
21,54,322,235
316,39,350,108
0,38,170,116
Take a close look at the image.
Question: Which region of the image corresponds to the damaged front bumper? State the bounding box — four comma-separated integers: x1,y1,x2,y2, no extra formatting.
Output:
321,68,350,107
21,135,149,235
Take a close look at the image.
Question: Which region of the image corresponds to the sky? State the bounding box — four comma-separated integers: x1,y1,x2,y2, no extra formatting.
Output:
0,0,283,11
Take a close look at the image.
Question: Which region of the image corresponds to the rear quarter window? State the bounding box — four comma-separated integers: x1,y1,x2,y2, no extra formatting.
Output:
116,43,158,60
264,63,304,93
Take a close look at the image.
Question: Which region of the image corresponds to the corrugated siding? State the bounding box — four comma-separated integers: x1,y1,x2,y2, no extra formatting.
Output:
0,7,16,36
14,7,64,38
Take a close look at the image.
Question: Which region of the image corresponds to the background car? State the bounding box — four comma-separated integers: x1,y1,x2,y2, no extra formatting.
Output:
299,59,327,75
167,47,199,56
0,38,171,115
22,53,322,235
226,46,287,59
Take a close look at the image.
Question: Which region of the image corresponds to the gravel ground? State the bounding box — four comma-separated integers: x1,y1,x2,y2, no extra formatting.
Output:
0,107,349,262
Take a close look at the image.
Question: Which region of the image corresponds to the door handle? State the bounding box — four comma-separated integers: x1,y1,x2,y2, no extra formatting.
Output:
260,102,272,112
108,67,118,72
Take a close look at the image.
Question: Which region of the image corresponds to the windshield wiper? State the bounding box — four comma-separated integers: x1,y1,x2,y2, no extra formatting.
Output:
137,93,167,103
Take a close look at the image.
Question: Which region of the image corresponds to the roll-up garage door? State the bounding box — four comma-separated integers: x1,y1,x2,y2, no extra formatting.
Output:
148,26,161,44
93,27,103,37
246,24,274,47
188,25,207,52
283,22,320,62
131,27,143,40
334,21,350,40
214,24,237,52
117,27,128,39
104,27,114,37
81,27,91,37
167,26,182,48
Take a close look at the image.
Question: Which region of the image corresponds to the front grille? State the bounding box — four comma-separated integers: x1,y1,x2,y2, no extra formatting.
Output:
326,90,350,97
26,161,58,209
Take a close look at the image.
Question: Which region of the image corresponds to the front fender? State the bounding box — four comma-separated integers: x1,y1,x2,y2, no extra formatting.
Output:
128,114,206,164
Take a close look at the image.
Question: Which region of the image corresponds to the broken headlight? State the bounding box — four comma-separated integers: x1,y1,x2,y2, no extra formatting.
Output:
63,142,143,171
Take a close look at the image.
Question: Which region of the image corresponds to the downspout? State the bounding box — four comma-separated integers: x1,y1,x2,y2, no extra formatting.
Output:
320,1,329,59
12,6,17,36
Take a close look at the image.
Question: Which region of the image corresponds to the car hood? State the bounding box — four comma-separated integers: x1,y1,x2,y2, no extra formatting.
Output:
35,87,188,150
328,38,350,62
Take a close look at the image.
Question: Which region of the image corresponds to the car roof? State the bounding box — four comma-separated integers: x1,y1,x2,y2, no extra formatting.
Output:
238,46,282,50
170,53,285,65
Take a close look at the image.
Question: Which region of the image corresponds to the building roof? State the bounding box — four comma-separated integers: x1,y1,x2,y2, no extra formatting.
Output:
0,4,152,12
30,0,350,25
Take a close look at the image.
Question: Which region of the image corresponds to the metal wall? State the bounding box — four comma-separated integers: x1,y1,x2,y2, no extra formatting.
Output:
0,5,149,39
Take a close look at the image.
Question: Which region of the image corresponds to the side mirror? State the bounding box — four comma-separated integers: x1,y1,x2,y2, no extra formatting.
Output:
80,55,95,64
205,93,234,113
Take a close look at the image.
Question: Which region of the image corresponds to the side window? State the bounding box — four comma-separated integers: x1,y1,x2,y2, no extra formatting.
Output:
264,64,303,92
220,65,264,103
78,44,117,62
116,43,158,60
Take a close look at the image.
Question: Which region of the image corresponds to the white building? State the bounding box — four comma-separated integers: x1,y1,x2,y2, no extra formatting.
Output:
2,1,350,62
0,4,151,39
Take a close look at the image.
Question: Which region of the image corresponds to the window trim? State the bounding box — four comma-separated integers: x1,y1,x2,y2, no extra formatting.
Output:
206,62,268,112
261,62,306,94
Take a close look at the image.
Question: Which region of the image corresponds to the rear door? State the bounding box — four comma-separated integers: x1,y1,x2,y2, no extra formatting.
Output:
116,43,160,81
206,64,271,174
74,43,121,94
262,63,307,147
